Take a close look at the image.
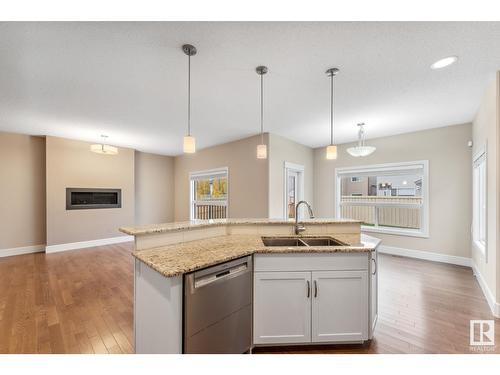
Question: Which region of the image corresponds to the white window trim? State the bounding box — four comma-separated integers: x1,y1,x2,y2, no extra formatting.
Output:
189,167,229,220
472,145,487,261
283,162,305,220
335,160,430,238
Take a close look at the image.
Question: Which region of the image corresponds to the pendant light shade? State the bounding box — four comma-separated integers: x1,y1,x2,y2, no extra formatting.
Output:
347,123,376,157
183,135,196,154
256,65,268,159
326,145,338,160
182,44,197,154
90,135,118,155
326,68,339,160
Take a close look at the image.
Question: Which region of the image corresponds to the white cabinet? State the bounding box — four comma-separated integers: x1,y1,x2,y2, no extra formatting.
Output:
369,250,378,338
253,272,311,344
253,253,371,346
311,271,368,342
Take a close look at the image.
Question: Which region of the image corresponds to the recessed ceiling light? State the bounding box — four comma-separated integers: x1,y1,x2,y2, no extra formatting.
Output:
430,56,458,70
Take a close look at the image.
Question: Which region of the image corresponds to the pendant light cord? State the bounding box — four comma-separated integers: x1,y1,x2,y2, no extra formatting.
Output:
260,72,264,144
187,53,191,136
330,73,334,145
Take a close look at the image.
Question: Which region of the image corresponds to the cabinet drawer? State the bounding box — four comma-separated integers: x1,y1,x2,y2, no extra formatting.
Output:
254,252,368,272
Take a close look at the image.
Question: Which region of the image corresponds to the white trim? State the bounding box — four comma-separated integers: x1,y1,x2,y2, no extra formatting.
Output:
362,226,429,238
283,162,305,219
378,245,472,267
472,143,487,262
335,160,429,238
45,235,133,253
472,261,500,318
0,244,45,258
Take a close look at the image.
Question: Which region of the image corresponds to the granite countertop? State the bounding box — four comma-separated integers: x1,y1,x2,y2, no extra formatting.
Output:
120,218,362,236
133,234,381,278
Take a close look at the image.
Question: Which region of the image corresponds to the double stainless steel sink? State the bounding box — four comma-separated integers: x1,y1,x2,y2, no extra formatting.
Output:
261,236,346,247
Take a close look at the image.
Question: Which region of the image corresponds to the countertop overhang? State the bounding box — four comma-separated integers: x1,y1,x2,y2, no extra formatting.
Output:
132,234,381,278
120,218,362,236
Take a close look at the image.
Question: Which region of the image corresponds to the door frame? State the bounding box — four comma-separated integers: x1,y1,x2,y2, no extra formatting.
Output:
283,162,305,220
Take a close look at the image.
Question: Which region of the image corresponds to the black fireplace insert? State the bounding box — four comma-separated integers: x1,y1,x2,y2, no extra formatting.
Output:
66,188,122,210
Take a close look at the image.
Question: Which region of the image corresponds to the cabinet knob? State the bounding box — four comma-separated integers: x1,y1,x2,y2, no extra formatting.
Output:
306,280,311,298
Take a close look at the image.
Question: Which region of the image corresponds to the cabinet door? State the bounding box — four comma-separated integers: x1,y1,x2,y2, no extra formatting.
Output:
253,272,311,344
369,251,378,339
311,270,368,342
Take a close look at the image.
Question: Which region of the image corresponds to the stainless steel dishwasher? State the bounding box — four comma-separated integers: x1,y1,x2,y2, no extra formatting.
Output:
183,255,252,354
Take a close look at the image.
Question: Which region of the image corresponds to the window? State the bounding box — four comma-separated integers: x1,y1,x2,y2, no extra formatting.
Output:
335,160,429,237
190,168,228,220
473,149,487,255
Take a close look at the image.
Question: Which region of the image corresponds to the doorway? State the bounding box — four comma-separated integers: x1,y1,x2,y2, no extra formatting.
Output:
284,162,305,219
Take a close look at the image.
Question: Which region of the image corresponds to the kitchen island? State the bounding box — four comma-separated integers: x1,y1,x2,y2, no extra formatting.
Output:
120,219,381,354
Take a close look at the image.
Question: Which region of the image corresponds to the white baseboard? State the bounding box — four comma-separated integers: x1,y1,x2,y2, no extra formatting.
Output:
0,244,46,258
45,235,134,253
378,245,472,267
472,262,500,318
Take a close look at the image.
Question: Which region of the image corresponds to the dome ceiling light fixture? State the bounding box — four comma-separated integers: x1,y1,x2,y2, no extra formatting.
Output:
90,135,118,155
256,65,268,159
325,67,339,160
347,123,376,157
430,56,458,70
182,44,197,154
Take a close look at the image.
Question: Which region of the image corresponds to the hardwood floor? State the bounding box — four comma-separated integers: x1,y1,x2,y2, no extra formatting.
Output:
0,244,134,354
0,243,498,354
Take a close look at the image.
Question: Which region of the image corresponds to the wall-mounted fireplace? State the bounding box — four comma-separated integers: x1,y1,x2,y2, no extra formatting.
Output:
66,188,122,210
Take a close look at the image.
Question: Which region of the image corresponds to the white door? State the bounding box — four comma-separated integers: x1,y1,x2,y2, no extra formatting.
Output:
286,171,299,219
311,271,368,342
284,162,304,219
253,272,311,344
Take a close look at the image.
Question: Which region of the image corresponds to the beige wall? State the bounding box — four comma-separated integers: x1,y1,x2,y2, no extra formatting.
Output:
314,123,473,258
471,72,499,305
135,151,175,225
0,132,46,250
268,133,314,218
46,136,135,245
174,134,269,221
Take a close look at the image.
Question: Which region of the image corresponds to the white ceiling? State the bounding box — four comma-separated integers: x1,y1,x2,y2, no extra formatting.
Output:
1,22,499,155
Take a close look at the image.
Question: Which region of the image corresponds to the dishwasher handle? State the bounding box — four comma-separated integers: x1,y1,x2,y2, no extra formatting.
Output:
187,256,252,291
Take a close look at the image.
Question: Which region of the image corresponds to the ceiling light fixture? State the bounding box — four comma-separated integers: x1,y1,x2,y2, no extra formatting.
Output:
182,44,197,154
347,123,376,157
325,68,339,160
90,135,118,155
256,65,268,159
430,56,458,70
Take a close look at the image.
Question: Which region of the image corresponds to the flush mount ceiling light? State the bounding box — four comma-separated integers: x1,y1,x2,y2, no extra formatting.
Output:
90,135,118,155
256,65,268,159
325,68,339,160
347,123,376,157
430,56,458,70
182,44,197,154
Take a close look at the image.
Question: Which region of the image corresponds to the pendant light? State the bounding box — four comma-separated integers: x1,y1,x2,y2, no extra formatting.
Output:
90,135,118,155
182,44,197,153
325,68,339,160
256,65,268,159
347,123,376,157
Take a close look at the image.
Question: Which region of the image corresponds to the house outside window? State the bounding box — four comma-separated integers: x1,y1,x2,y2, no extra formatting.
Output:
190,168,228,220
335,160,429,237
473,148,487,256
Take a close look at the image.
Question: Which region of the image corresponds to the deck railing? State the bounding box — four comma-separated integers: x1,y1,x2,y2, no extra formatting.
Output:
340,196,422,229
192,200,228,220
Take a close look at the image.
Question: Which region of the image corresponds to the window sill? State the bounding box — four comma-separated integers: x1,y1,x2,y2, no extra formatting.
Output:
361,225,429,238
